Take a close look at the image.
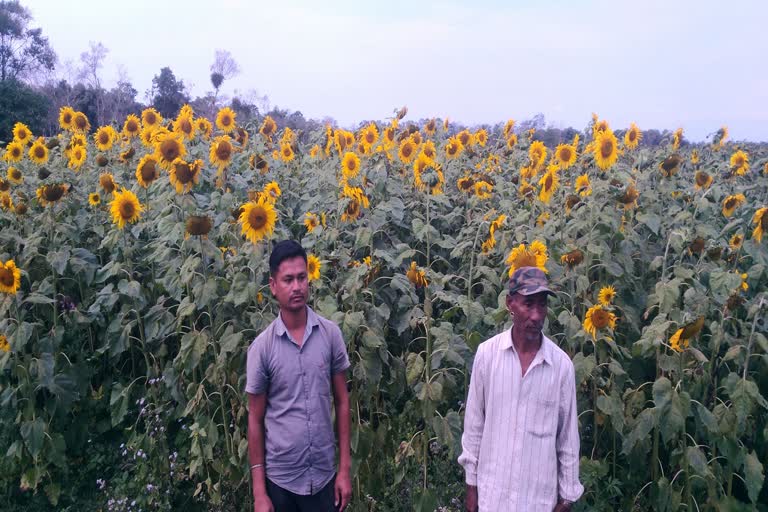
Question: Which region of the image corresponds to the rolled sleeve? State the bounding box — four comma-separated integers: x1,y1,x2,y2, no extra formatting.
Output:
245,339,268,395
458,346,485,486
330,324,350,375
556,361,584,502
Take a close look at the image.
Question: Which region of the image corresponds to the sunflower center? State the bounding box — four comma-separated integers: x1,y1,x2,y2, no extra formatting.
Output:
145,113,157,125
75,116,87,129
98,133,109,144
629,130,637,142
0,267,13,286
63,113,72,124
11,169,21,180
217,142,233,160
127,120,138,132
12,148,21,158
544,175,553,190
180,119,192,133
222,115,232,127
160,140,181,161
140,162,157,181
560,148,571,161
44,185,65,202
591,309,610,328
724,198,736,209
119,200,135,219
248,206,268,229
34,146,45,158
175,163,193,183
600,139,613,158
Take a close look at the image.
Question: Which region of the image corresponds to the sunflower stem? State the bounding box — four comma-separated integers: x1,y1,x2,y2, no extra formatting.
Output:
742,297,765,381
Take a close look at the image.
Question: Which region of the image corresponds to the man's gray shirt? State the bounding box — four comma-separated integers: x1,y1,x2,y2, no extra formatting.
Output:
245,306,350,495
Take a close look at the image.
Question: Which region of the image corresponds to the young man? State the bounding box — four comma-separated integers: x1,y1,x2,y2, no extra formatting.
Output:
458,266,583,511
246,240,352,512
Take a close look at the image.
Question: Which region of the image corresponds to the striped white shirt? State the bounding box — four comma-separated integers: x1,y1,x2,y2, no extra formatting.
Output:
458,330,584,511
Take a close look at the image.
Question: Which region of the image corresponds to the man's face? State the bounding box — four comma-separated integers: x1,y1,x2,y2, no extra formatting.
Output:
507,291,548,342
269,256,309,313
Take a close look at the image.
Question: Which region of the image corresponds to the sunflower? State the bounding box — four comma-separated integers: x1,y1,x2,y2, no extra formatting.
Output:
624,123,642,149
420,140,437,161
239,197,277,243
574,174,592,197
729,233,744,251
179,104,194,118
59,106,76,131
536,212,550,227
136,154,160,188
109,188,144,229
560,249,584,269
722,193,746,217
409,130,423,147
474,181,493,199
141,108,162,128
194,117,212,139
528,141,547,169
209,135,234,171
174,114,196,140
0,192,12,211
99,173,117,195
28,138,49,165
406,261,428,288
72,112,90,133
592,118,610,135
565,194,581,215
94,126,117,151
85,192,101,206
690,149,700,164
594,129,619,170
457,176,475,194
752,207,768,242
0,179,9,192
519,180,535,200
424,119,437,136
659,154,682,177
490,214,506,234
304,212,320,233
12,122,32,144
538,168,559,203
669,316,704,352
730,150,749,175
234,127,249,148
341,151,361,179
598,285,617,306
308,145,320,158
14,203,27,215
169,158,202,194
274,143,293,163
382,126,396,149
67,145,87,170
185,215,213,238
503,119,516,138
714,126,728,148
694,171,713,190
359,123,379,152
505,134,518,150
250,154,269,174
260,116,277,139
0,259,21,294
445,136,463,159
398,138,417,164
215,107,237,133
36,183,70,206
4,141,24,163
122,114,141,138
263,181,281,202
672,128,683,150
456,129,472,148
474,129,488,147
554,143,577,169
505,240,548,277
307,254,321,282
0,334,9,352
6,167,22,185
481,236,496,254
583,304,617,339
342,198,361,222
154,132,187,170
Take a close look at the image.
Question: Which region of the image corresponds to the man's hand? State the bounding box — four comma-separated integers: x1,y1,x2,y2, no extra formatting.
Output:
253,494,274,512
465,484,478,512
334,469,352,511
553,500,573,512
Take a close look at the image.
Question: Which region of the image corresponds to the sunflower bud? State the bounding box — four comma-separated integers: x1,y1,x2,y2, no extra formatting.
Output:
14,203,27,215
96,155,109,167
38,168,51,180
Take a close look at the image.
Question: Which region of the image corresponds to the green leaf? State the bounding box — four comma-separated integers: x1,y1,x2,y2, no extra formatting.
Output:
572,353,596,386
109,383,130,427
47,248,70,275
685,446,711,478
743,450,764,504
117,279,141,299
20,418,45,458
405,352,424,386
622,408,656,455
176,330,209,371
637,212,661,235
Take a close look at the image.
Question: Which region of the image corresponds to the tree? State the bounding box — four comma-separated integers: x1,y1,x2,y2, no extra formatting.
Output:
209,49,239,111
0,79,49,140
0,0,56,82
149,67,189,118
78,41,109,125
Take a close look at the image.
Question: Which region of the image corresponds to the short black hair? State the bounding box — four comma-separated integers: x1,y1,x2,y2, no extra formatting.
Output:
269,240,307,275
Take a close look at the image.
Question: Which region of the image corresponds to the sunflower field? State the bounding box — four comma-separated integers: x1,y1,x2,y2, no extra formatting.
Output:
0,106,767,511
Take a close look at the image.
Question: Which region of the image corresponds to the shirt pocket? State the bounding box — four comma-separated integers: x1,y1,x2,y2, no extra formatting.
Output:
313,358,332,397
526,398,557,438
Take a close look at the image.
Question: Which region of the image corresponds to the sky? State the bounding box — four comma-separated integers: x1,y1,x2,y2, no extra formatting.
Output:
27,0,768,141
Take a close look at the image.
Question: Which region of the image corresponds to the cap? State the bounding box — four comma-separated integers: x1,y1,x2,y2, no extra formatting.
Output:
508,266,555,296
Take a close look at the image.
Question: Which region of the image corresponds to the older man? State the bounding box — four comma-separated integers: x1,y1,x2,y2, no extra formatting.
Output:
458,266,583,511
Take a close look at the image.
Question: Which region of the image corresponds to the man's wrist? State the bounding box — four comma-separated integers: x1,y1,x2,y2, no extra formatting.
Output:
558,498,574,509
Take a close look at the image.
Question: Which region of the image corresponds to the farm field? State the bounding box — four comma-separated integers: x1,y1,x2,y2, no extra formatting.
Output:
0,108,767,511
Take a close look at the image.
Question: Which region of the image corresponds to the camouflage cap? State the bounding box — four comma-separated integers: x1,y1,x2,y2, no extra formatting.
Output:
508,266,555,296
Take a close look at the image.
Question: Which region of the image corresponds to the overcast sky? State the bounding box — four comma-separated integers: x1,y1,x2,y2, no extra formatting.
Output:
28,0,768,141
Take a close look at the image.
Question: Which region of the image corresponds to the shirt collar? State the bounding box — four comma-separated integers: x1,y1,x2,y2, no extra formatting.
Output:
503,328,553,366
274,305,319,338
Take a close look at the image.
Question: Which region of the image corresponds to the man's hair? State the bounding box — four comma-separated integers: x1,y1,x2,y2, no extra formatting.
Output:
269,240,307,275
